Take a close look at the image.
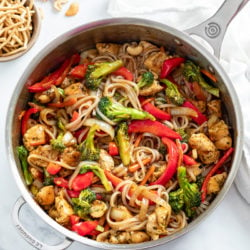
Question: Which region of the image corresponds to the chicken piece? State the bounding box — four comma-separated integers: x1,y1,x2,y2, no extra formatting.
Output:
60,146,80,167
139,80,164,96
80,49,98,63
58,168,73,177
109,232,130,244
207,99,222,117
207,172,227,195
96,43,120,56
139,41,158,53
29,166,43,181
64,83,84,96
99,149,114,171
130,232,150,243
35,185,55,206
186,165,202,182
90,200,108,218
23,125,47,151
110,206,133,222
189,133,220,164
144,51,168,75
208,116,232,150
34,88,56,104
146,206,171,238
149,161,166,182
49,190,74,225
29,145,59,168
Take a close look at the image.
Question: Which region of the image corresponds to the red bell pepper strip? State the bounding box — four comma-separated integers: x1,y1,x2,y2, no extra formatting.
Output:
46,162,62,175
183,154,199,166
112,66,134,81
73,128,87,143
72,221,99,236
150,137,179,186
48,97,77,108
182,101,207,125
70,215,81,225
71,172,94,191
54,177,69,188
70,111,79,122
21,108,40,136
128,120,182,140
160,57,185,79
201,147,234,202
67,189,80,198
108,142,119,156
69,63,88,78
28,54,80,93
140,98,171,120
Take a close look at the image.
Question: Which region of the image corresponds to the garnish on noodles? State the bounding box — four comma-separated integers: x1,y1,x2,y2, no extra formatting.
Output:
18,41,233,244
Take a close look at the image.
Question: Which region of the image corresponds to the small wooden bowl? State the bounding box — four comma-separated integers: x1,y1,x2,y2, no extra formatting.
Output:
0,2,41,62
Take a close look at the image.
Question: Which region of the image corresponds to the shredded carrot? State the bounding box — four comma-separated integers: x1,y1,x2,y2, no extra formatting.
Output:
141,97,154,107
128,157,152,173
200,69,217,83
176,139,183,167
192,81,206,101
91,175,100,184
98,215,106,226
104,223,110,232
140,165,156,186
48,97,77,108
134,134,143,148
18,110,26,121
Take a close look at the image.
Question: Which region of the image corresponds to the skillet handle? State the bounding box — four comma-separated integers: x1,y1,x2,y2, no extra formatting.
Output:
12,196,73,250
185,0,249,58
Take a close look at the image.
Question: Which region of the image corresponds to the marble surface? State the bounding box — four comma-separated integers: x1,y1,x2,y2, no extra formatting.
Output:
0,1,249,249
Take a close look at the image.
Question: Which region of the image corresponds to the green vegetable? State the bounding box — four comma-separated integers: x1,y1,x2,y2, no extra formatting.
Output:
50,132,65,152
160,79,185,105
85,60,123,90
57,88,65,97
175,128,188,143
79,165,112,192
17,146,33,185
72,188,96,218
137,71,154,89
43,169,54,186
78,125,100,161
116,122,130,166
57,119,66,132
183,60,219,97
169,166,201,218
98,97,155,123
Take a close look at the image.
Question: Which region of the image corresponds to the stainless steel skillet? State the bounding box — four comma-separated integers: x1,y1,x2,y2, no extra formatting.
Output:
6,0,248,249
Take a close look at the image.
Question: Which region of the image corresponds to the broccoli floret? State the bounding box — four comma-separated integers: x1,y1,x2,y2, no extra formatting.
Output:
72,188,96,218
169,166,201,218
50,133,65,152
78,125,100,161
17,146,33,185
176,128,188,143
183,60,219,97
116,122,130,166
98,97,155,123
85,60,123,90
160,79,185,105
79,165,112,192
137,71,154,89
57,118,66,132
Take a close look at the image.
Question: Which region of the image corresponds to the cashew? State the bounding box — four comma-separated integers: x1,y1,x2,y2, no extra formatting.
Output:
126,45,143,56
65,2,79,16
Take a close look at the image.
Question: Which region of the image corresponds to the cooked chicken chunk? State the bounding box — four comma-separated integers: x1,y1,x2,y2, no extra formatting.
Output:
186,165,202,182
189,133,220,164
208,115,232,150
139,80,164,96
29,145,59,168
207,99,222,117
29,166,43,181
191,100,206,113
139,41,159,53
23,124,47,151
60,146,80,167
110,206,133,222
34,88,56,104
36,185,55,206
149,161,166,182
130,231,150,243
99,149,114,171
207,172,227,195
60,77,75,89
49,190,74,225
144,51,168,75
64,83,84,96
90,200,108,218
96,43,120,56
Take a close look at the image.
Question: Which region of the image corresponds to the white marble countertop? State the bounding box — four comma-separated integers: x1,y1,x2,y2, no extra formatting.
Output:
0,1,249,249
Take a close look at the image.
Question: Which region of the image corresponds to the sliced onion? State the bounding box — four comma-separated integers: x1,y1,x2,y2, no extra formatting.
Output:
83,118,115,139
62,131,77,146
170,107,198,117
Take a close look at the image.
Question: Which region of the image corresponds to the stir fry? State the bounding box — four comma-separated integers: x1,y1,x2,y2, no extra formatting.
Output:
17,41,233,244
